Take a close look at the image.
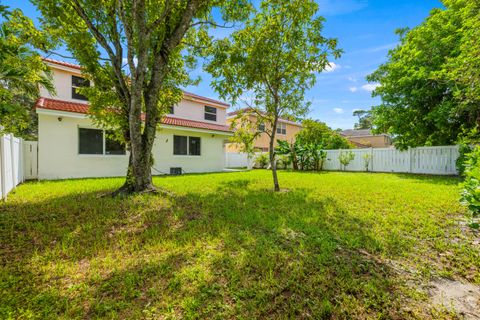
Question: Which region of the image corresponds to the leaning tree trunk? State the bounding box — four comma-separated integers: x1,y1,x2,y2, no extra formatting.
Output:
270,119,280,192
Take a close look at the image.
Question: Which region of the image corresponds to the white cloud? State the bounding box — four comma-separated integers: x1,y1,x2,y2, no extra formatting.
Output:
361,83,380,92
347,76,357,82
349,87,358,93
333,108,344,114
324,62,340,73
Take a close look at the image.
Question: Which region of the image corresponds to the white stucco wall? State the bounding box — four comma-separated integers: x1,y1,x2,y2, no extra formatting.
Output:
38,113,229,180
40,67,89,104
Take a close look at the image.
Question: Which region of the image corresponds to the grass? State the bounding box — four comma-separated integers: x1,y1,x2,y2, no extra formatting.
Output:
0,170,478,319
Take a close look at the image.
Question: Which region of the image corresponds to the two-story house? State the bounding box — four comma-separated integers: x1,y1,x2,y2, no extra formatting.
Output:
340,129,392,148
225,109,302,153
36,58,232,180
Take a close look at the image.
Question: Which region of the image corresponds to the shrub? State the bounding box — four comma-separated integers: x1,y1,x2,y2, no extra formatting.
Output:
363,153,372,172
460,146,480,228
339,151,355,171
254,153,270,169
456,143,473,176
277,154,291,170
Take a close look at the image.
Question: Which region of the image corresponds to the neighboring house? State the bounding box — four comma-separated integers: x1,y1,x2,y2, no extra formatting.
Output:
36,58,232,180
340,129,392,148
225,109,302,152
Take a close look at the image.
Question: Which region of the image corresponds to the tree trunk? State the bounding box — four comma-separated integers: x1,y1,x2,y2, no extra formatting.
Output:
269,121,280,192
291,144,298,170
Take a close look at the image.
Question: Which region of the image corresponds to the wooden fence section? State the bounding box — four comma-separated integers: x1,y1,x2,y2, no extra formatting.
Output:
323,146,459,175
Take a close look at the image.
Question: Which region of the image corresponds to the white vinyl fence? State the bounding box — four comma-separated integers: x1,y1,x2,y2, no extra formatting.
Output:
323,146,459,175
0,134,37,200
226,145,460,175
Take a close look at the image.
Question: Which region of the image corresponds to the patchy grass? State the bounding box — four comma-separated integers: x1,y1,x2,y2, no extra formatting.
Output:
1,170,478,319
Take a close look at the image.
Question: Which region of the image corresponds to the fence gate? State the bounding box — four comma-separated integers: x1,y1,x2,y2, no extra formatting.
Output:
23,141,38,180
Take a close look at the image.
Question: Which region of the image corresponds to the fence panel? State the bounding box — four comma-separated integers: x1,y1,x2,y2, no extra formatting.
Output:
23,141,38,180
226,146,459,175
225,152,250,168
324,146,459,175
411,146,458,175
0,134,35,199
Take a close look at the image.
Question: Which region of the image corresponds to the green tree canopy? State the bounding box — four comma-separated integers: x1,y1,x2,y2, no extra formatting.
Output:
206,0,341,191
33,0,250,194
0,7,54,139
296,119,351,150
367,0,479,149
352,109,372,130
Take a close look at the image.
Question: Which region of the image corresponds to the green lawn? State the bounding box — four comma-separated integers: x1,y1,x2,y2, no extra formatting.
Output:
1,171,478,319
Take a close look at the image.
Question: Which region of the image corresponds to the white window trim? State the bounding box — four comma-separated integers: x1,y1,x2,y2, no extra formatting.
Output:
77,127,127,157
276,123,287,135
204,106,217,122
71,75,89,101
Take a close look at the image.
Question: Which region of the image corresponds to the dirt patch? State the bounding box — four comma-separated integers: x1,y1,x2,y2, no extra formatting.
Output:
428,278,480,319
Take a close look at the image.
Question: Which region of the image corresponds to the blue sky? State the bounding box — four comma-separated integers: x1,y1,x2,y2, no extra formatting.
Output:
4,0,442,129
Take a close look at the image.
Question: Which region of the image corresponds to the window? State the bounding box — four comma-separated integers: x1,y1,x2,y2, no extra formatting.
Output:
79,128,103,154
189,137,201,156
204,106,217,121
276,123,287,135
72,75,90,101
173,135,188,155
168,106,174,114
105,131,126,155
173,135,201,156
79,128,125,155
258,123,265,132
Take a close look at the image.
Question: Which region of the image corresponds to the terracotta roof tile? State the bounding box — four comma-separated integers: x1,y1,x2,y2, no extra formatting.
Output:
36,98,232,133
43,58,82,70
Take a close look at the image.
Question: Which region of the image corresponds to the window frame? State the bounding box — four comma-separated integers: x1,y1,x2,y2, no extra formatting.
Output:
204,106,217,121
71,75,90,101
78,127,126,156
173,135,201,156
276,122,287,135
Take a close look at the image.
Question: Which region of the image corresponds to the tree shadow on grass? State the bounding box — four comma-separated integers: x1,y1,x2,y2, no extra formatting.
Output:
391,173,462,186
1,178,432,319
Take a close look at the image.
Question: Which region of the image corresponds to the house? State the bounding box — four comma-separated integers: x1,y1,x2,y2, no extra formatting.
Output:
225,109,302,152
340,129,392,148
35,58,232,180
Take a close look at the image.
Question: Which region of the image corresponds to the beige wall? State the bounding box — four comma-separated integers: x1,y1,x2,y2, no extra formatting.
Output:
346,135,392,148
225,116,302,152
38,113,230,179
172,99,227,125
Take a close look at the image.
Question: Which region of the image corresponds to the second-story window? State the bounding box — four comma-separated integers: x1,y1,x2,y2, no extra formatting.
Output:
204,106,217,121
258,123,266,132
168,106,174,114
276,123,287,135
72,75,90,101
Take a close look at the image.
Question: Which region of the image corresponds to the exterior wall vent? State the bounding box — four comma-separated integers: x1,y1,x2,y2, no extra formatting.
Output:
170,167,182,175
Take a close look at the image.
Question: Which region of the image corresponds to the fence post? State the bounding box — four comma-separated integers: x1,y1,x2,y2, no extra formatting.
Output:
370,147,374,172
408,146,412,173
10,134,17,187
0,135,5,200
